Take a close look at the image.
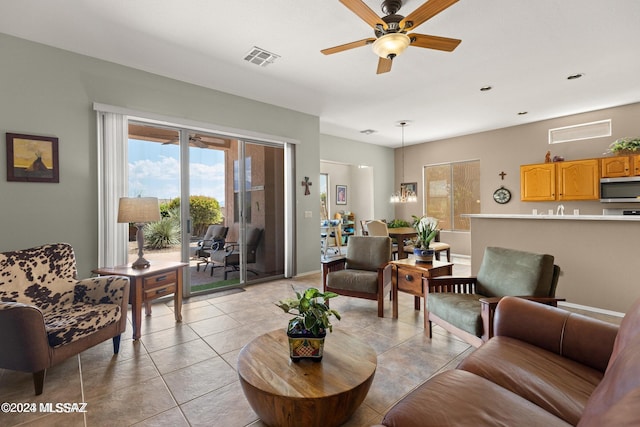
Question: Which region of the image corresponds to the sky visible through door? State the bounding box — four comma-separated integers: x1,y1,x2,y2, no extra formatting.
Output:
128,138,225,205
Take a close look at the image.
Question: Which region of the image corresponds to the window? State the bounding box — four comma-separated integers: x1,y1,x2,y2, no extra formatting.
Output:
423,160,480,231
548,119,611,144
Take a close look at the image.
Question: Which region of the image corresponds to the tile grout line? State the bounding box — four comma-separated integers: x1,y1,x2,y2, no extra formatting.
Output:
77,354,87,427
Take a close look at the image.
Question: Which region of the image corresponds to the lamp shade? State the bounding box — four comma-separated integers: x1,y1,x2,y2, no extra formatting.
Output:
117,197,161,224
372,33,411,59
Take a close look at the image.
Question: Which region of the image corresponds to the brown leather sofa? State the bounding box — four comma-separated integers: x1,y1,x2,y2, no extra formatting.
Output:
375,296,640,426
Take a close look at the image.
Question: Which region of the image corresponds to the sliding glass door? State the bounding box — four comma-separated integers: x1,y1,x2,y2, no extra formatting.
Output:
127,121,286,295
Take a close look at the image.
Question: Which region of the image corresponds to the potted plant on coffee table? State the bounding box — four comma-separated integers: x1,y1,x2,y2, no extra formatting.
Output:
275,286,341,362
411,215,439,263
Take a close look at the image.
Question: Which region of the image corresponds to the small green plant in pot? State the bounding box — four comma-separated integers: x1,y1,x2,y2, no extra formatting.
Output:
607,137,640,155
276,286,341,362
411,215,439,263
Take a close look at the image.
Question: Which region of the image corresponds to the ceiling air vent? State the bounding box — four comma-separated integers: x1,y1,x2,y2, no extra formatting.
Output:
548,119,611,144
244,47,280,67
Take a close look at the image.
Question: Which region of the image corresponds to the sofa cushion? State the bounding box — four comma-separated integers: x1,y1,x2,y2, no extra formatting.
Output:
45,303,121,348
427,293,482,336
381,369,571,427
476,247,555,297
326,269,378,294
0,243,76,313
458,336,604,425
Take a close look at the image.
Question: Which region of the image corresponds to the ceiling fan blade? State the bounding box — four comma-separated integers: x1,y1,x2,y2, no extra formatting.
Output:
321,38,375,55
409,33,461,51
339,0,388,30
376,57,393,74
400,0,459,30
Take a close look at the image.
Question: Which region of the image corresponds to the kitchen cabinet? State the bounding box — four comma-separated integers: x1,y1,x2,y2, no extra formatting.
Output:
556,159,599,200
520,163,556,201
521,159,599,201
601,155,640,177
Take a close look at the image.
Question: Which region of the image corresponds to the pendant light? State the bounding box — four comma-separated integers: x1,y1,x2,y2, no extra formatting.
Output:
390,121,417,203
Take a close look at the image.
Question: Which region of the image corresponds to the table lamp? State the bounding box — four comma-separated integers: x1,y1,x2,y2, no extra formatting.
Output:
118,197,161,269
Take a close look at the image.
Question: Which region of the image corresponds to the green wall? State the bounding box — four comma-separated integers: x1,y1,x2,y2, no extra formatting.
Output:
0,33,323,276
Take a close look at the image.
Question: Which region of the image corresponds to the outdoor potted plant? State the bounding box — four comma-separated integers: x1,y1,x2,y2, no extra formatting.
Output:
607,137,640,155
276,286,341,362
411,215,439,263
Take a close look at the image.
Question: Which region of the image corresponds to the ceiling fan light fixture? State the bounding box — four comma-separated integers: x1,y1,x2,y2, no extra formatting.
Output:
372,33,411,59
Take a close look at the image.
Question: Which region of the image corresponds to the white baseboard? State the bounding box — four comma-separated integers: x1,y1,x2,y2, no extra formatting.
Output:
558,301,624,318
294,269,321,278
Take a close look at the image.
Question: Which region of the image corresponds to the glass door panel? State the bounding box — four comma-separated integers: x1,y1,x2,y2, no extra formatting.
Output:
186,131,230,293
127,122,286,295
127,123,181,265
228,140,285,283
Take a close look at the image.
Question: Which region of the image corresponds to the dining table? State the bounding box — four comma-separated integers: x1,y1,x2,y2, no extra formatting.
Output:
387,227,417,259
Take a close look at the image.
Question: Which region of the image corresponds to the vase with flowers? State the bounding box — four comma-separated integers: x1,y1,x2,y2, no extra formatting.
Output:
411,215,439,263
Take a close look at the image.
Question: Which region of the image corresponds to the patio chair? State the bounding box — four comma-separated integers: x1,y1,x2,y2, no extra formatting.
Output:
210,226,263,279
194,224,229,273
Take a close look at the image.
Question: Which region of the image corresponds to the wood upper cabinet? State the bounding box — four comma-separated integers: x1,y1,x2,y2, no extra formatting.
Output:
601,155,640,177
601,156,631,178
521,163,556,201
556,159,599,200
521,159,599,201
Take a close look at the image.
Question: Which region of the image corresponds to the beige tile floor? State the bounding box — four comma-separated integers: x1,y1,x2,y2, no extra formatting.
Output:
0,257,620,427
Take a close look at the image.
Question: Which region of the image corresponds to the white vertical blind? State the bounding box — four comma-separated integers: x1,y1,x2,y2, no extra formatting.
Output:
96,111,128,267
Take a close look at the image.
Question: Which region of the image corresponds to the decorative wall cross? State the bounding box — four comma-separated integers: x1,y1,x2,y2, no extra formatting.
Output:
301,176,312,195
499,171,507,180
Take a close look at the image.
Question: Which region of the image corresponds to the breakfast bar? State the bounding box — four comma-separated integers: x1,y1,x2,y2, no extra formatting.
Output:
466,213,640,313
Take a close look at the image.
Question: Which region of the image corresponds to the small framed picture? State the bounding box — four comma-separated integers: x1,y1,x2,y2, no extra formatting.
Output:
401,182,417,194
6,133,59,183
336,185,347,205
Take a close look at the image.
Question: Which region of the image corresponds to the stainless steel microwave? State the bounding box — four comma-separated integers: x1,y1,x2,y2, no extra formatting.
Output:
600,177,640,202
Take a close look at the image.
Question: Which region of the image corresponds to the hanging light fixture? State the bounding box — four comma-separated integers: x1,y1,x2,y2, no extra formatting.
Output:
372,33,411,59
390,121,417,203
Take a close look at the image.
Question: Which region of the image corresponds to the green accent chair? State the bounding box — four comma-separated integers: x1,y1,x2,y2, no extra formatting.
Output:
322,236,392,317
427,246,562,347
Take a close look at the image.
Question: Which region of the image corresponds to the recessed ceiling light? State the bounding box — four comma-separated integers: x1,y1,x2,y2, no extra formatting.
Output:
567,73,584,80
244,47,280,67
480,86,492,91
517,111,528,115
360,129,376,135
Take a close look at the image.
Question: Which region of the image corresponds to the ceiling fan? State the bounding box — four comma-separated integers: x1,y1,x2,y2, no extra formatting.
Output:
321,0,461,74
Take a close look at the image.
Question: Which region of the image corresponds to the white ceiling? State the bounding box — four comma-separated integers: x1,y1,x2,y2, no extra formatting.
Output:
2,0,640,147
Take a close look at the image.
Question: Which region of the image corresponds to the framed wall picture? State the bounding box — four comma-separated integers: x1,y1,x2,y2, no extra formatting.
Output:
336,185,347,205
6,133,59,183
401,182,417,194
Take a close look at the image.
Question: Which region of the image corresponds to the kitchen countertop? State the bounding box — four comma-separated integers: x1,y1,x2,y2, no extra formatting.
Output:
465,214,640,221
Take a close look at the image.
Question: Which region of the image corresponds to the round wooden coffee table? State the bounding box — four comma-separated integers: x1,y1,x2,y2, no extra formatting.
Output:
237,329,377,427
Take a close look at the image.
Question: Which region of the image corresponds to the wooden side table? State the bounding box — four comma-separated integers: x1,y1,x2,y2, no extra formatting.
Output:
390,258,453,329
92,261,187,340
237,329,376,427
